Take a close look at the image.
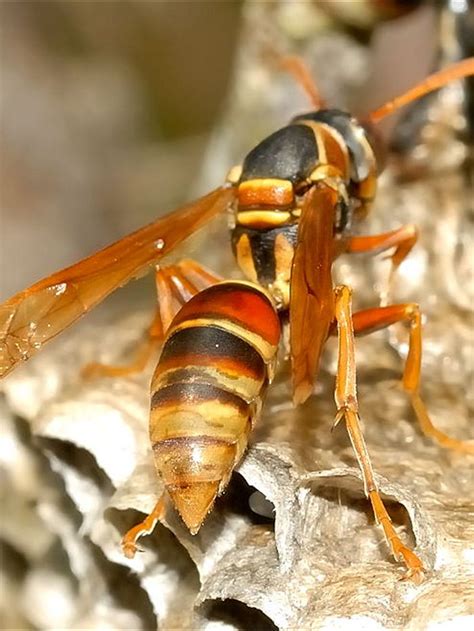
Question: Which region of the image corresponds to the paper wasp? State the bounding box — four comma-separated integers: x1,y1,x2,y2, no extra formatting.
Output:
1,57,473,583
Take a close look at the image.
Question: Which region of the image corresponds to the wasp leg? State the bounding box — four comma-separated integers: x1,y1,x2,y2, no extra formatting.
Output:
346,224,418,301
352,304,474,454
82,259,221,379
333,285,425,583
121,494,166,559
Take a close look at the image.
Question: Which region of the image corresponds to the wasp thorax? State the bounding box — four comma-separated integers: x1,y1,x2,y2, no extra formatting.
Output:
292,109,378,216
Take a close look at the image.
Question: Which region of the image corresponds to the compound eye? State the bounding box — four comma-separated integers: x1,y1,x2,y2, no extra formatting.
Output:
360,120,387,174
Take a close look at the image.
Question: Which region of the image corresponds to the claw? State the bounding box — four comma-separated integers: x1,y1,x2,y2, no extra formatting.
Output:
402,567,425,585
122,540,138,559
396,544,425,585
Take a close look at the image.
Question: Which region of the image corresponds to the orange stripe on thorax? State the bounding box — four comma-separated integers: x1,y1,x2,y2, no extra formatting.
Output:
237,179,294,208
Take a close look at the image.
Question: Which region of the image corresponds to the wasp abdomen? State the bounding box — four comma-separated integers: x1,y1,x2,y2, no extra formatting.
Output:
149,281,280,533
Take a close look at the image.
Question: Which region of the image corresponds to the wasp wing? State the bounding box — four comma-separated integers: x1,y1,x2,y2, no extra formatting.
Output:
290,184,337,405
1,186,234,377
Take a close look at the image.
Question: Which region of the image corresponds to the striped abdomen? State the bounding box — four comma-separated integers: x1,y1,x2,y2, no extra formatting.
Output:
149,281,280,533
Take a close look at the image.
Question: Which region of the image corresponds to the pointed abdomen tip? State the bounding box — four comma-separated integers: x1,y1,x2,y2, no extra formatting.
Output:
167,480,221,533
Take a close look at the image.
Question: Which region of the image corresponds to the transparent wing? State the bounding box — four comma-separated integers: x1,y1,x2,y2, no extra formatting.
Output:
290,184,337,405
0,186,234,377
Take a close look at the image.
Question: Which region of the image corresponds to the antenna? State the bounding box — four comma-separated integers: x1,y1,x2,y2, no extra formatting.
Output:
368,57,474,124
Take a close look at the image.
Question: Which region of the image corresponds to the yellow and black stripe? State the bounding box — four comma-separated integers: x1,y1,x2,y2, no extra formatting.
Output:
149,280,280,533
231,110,378,308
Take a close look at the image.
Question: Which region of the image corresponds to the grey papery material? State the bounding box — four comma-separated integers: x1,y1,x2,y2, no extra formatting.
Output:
1,3,473,630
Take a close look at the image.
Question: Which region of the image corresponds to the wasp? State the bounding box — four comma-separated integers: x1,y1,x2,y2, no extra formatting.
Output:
1,56,473,583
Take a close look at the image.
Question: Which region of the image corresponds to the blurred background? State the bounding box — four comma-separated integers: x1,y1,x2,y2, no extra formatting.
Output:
0,1,241,300
1,1,473,630
1,0,445,300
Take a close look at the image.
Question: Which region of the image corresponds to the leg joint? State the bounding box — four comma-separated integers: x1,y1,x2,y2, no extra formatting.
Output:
404,303,421,325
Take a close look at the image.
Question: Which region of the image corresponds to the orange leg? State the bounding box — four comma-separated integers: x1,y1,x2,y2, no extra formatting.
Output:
121,494,166,559
346,225,418,301
82,259,221,379
333,286,425,583
352,304,474,454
